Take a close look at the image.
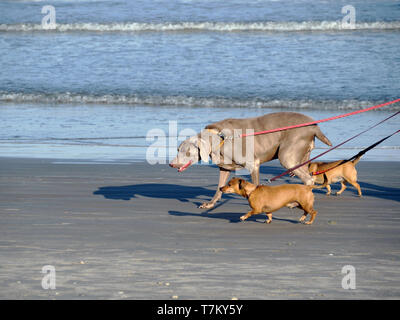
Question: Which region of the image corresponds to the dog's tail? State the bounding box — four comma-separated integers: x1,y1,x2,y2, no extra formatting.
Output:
309,173,328,189
351,153,363,166
314,126,332,146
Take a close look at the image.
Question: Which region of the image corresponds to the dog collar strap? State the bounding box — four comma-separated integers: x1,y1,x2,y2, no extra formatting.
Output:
206,129,226,148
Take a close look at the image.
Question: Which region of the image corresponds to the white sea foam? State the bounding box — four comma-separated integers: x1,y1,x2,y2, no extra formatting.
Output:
1,21,400,33
1,92,398,111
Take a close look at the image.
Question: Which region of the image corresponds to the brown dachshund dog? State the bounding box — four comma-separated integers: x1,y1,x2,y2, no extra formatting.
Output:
308,154,362,197
221,177,326,225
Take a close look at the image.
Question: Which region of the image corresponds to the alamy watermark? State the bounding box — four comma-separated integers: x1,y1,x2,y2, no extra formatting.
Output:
341,265,356,290
341,5,356,29
41,265,56,290
41,5,56,30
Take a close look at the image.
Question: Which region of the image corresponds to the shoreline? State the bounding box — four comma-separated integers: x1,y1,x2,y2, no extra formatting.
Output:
1,140,398,163
1,103,399,163
0,157,399,299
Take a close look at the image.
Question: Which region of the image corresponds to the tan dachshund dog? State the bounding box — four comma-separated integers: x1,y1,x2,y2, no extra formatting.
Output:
221,177,327,225
308,154,362,197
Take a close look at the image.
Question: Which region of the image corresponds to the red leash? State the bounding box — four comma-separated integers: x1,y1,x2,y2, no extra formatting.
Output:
267,110,400,182
241,98,400,138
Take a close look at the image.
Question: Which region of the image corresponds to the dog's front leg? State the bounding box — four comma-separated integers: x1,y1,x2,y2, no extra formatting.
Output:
249,160,260,185
325,184,332,196
199,168,230,209
240,210,256,221
336,181,347,195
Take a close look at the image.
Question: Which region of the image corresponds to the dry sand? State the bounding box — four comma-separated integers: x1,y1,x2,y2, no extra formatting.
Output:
0,157,399,299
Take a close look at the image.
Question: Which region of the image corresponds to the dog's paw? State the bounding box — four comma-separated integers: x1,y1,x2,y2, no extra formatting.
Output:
299,215,306,222
199,202,215,209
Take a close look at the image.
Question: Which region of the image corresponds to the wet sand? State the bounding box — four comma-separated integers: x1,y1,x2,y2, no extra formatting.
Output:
0,157,399,299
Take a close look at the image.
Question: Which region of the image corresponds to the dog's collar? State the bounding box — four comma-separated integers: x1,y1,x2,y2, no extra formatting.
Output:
243,185,259,199
243,189,253,199
206,129,226,148
206,129,226,140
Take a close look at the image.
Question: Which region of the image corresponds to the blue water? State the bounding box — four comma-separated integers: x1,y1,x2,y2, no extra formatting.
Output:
0,0,399,161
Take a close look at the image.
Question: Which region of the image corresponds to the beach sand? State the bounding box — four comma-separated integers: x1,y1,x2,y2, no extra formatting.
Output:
0,157,399,299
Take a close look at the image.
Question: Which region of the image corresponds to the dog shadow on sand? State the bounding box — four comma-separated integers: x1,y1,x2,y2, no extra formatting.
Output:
92,166,285,203
93,165,399,205
93,183,238,204
168,208,300,224
92,182,300,224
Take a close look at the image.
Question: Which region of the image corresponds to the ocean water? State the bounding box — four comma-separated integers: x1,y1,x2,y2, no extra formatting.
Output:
0,0,399,162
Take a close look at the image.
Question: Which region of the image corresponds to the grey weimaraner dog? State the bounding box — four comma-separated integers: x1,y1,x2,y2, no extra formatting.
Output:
169,112,332,209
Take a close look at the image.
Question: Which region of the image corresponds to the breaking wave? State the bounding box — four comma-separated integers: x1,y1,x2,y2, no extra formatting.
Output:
1,21,400,33
1,92,399,111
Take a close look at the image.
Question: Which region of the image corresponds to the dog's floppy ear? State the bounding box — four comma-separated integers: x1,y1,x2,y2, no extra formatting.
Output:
199,130,222,164
238,178,245,190
196,137,211,162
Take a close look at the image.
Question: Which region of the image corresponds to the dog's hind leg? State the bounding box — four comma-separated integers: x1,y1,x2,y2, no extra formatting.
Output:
305,209,317,225
279,146,313,185
285,162,313,185
348,179,362,197
344,167,362,197
299,207,317,225
298,194,317,224
299,211,308,223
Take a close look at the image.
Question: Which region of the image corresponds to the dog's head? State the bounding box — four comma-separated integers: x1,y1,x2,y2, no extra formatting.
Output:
169,134,211,172
220,177,253,198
